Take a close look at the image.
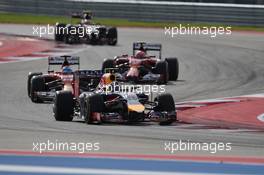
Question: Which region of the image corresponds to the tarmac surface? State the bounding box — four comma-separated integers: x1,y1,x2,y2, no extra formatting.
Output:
0,24,263,157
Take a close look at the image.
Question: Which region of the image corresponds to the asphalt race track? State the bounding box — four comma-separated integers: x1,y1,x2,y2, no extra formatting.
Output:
0,24,264,158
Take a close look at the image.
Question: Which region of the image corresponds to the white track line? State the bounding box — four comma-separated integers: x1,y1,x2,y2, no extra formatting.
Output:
175,93,264,105
0,164,229,175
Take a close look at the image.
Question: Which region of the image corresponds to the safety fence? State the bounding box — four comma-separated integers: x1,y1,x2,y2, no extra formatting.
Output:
0,0,263,26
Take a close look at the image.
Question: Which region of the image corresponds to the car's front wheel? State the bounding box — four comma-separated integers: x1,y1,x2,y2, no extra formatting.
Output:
154,93,176,125
84,94,105,124
27,72,42,97
53,91,74,121
165,58,179,81
30,76,45,103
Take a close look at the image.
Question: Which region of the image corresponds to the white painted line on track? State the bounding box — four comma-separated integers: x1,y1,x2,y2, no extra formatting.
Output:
16,37,38,41
33,52,74,56
0,164,229,175
241,94,264,98
175,93,264,105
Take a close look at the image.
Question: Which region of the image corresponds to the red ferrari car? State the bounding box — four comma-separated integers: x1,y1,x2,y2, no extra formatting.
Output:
102,42,179,84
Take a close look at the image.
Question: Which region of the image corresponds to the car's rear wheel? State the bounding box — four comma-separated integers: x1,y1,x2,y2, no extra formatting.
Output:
102,59,114,73
165,58,179,81
53,91,74,121
85,94,105,124
107,27,117,45
54,23,66,41
27,72,42,97
30,76,45,103
155,61,169,84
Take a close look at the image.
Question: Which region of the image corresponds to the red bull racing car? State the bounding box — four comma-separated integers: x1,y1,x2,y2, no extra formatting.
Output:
101,42,179,84
59,72,177,125
27,55,176,125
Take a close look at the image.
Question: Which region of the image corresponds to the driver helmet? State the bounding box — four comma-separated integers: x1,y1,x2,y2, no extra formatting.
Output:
62,66,73,73
135,50,146,59
84,13,92,20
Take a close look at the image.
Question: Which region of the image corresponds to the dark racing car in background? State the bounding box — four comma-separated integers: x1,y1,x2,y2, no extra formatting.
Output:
54,11,118,45
102,42,179,84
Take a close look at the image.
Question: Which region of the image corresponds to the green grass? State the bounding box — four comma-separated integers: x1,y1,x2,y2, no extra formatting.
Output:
0,12,263,32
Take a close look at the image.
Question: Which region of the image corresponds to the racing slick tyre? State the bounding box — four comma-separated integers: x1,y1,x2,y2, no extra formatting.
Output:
53,91,74,121
154,61,169,84
30,76,45,103
84,94,105,124
102,59,114,73
154,93,176,125
90,32,98,45
165,58,179,81
63,25,79,44
54,23,66,41
63,34,76,44
27,72,42,97
107,27,117,45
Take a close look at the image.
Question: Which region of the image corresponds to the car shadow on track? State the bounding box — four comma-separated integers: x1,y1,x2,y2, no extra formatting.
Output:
73,120,155,126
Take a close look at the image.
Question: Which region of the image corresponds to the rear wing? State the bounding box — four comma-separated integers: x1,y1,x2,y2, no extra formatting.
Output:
72,11,93,19
71,13,82,19
133,42,162,59
48,55,80,71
